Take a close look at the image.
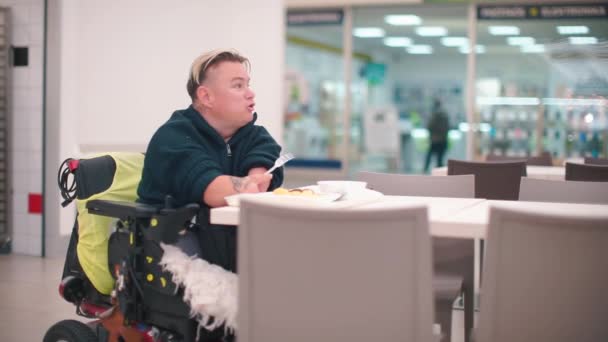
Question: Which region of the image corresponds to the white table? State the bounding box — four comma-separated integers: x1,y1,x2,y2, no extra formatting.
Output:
210,196,485,234
210,195,607,238
436,199,608,238
210,196,608,294
432,165,565,181
436,199,608,289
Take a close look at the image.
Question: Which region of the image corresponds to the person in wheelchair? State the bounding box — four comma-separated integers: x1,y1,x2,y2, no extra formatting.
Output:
138,48,284,272
47,49,284,342
137,48,284,338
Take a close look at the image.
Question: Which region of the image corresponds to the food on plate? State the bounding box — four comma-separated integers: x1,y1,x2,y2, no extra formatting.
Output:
272,187,289,195
272,187,317,197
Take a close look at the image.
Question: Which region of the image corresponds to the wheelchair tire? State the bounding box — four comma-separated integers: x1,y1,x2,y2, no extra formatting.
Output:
43,320,98,342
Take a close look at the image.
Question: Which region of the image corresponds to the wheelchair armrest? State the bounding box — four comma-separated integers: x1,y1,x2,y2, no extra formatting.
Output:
87,199,200,244
148,203,200,244
87,199,159,220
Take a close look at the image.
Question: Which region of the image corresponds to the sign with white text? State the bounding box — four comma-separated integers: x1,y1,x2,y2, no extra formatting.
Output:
287,10,344,26
478,3,608,20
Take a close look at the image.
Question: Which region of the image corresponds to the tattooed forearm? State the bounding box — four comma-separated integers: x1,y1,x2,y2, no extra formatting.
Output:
231,176,250,193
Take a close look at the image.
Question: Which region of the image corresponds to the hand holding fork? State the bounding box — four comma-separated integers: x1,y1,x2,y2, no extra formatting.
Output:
265,152,294,175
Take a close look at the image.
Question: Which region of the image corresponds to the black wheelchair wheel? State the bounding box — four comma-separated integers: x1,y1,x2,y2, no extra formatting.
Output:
43,320,98,342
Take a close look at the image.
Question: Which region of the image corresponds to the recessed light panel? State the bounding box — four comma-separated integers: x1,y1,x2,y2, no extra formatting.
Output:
569,36,597,45
385,15,422,26
383,37,412,47
415,26,447,37
407,45,433,54
557,26,589,35
521,45,545,53
353,27,385,38
489,26,520,35
507,37,535,46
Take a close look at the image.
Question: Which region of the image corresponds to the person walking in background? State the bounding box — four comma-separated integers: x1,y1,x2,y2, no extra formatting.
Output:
424,98,450,173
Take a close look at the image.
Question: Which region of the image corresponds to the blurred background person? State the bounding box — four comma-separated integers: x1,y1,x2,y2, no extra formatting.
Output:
424,98,449,173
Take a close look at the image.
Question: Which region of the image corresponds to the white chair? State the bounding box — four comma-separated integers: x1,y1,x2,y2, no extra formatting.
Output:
358,172,474,198
238,198,435,342
519,177,608,204
357,171,475,342
477,206,608,342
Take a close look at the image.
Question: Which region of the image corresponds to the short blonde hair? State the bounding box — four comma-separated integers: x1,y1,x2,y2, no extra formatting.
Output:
187,49,250,101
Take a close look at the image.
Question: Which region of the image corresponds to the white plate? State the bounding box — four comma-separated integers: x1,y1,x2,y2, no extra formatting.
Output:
225,188,342,207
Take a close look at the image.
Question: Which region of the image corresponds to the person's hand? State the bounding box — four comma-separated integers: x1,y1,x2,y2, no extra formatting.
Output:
247,167,272,192
232,174,273,193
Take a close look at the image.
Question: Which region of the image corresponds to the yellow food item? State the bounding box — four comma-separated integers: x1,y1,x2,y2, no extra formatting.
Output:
272,187,317,197
273,187,289,195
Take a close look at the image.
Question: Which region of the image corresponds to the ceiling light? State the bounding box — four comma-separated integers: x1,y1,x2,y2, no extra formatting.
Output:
459,45,486,54
557,26,589,35
507,36,535,46
441,37,468,47
489,26,520,35
521,45,545,53
384,15,422,26
353,27,385,38
407,45,433,54
383,37,412,47
569,36,597,45
415,26,447,37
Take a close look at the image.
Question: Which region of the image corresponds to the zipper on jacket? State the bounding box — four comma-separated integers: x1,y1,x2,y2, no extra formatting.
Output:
226,143,232,157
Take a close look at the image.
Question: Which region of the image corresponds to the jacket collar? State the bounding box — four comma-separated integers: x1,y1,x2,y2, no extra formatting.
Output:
184,105,258,145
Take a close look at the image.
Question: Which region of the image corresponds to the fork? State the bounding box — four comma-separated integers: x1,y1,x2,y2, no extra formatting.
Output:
265,153,294,174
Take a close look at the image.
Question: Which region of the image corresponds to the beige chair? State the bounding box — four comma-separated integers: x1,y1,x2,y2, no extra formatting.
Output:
477,206,608,342
357,171,475,342
519,177,608,204
565,162,608,182
447,159,527,200
238,198,435,342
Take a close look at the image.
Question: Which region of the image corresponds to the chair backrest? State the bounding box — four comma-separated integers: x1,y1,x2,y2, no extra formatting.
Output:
447,159,526,200
478,206,608,342
486,152,552,166
519,177,608,204
356,171,474,198
565,162,608,182
485,154,526,163
584,156,608,166
526,151,553,166
238,199,435,342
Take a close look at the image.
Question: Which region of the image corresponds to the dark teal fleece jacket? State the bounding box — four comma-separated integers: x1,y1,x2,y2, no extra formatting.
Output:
137,105,283,271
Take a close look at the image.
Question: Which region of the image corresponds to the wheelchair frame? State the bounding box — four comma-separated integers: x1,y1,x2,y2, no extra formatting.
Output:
50,198,209,342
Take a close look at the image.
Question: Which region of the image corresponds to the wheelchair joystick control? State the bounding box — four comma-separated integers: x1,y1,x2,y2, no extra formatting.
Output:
164,195,175,210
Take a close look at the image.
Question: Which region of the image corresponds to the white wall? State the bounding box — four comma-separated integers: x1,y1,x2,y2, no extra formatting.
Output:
2,0,45,256
45,0,285,257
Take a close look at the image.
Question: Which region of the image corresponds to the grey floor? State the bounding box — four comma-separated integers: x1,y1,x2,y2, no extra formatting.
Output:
0,254,86,341
0,254,469,342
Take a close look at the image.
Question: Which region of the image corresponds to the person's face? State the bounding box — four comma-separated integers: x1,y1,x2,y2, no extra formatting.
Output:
201,61,255,128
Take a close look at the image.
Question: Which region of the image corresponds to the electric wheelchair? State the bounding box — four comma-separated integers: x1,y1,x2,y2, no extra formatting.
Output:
44,153,232,342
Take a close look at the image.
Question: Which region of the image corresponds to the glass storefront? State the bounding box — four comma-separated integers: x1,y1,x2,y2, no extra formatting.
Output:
284,3,608,178
284,10,347,170
349,5,469,175
475,7,608,160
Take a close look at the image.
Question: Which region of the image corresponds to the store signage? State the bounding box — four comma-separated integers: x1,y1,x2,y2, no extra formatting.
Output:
478,3,608,20
287,10,344,26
